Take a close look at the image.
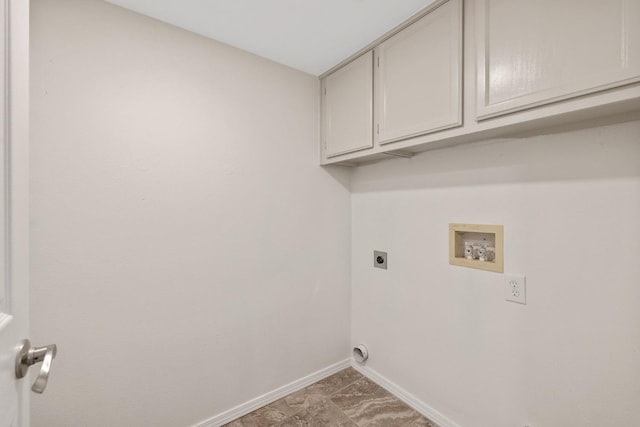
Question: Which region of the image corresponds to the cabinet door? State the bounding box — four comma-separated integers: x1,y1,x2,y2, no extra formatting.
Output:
476,0,640,119
322,51,373,158
374,0,462,145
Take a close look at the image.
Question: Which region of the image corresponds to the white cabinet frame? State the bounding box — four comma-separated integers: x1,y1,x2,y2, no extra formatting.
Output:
322,51,374,158
375,0,463,145
476,0,640,120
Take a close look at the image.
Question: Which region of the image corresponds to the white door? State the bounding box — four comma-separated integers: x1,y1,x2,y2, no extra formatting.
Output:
0,1,31,426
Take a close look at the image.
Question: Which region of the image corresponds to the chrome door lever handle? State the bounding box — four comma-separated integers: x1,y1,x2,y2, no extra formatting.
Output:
15,339,58,393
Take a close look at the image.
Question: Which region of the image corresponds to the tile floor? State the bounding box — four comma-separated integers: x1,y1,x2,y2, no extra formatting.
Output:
224,367,437,427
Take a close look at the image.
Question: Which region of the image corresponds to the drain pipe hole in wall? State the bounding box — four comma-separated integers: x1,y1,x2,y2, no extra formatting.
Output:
353,345,368,364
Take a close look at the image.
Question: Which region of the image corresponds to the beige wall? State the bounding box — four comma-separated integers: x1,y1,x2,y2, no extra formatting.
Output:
29,1,351,426
351,120,640,426
30,0,640,426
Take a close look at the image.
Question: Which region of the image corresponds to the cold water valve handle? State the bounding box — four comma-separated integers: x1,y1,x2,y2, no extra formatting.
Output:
15,339,58,393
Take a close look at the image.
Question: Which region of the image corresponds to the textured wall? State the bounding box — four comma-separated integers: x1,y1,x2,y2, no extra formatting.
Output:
30,1,640,426
351,120,640,426
30,1,351,426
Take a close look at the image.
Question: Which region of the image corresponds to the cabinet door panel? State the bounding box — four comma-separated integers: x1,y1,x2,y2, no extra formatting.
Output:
477,0,640,119
375,0,462,145
323,51,373,158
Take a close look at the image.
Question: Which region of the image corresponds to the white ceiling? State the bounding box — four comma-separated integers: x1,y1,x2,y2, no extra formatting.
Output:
104,0,434,76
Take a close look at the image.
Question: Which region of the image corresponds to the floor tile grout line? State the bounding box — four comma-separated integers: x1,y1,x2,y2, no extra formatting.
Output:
326,371,376,398
352,373,439,427
325,371,405,427
331,395,419,427
327,370,437,427
325,398,360,426
317,369,368,426
270,369,366,426
397,407,433,427
275,393,358,427
228,368,418,427
397,412,426,427
277,407,306,425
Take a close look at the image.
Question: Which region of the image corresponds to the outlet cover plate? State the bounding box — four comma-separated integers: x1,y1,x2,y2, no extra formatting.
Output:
505,274,526,304
373,250,387,269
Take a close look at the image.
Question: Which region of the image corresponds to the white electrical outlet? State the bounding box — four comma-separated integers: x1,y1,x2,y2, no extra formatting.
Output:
504,274,526,304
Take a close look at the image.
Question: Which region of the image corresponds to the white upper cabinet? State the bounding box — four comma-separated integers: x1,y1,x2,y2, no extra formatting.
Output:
320,0,640,165
476,0,640,119
374,0,462,145
322,51,373,158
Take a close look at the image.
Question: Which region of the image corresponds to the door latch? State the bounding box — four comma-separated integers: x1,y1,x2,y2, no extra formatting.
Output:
15,339,57,393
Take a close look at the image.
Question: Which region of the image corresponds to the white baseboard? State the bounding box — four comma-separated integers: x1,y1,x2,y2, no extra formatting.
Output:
350,362,461,427
194,359,351,427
